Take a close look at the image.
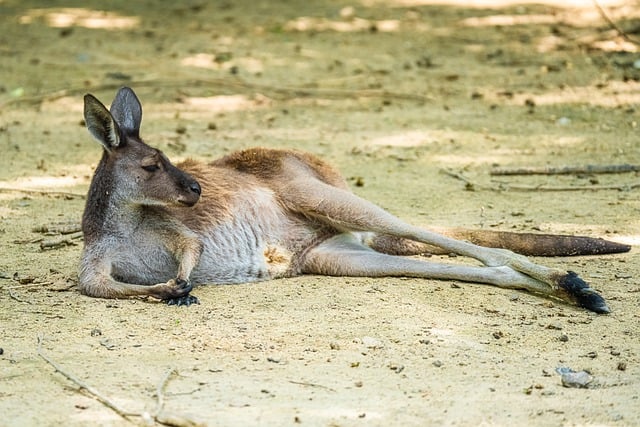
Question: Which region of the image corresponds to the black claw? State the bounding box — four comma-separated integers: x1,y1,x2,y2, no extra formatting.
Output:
175,278,193,293
164,294,200,307
558,271,610,314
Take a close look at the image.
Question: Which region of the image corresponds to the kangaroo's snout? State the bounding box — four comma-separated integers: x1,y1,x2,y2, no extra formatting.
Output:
178,178,201,207
190,181,202,196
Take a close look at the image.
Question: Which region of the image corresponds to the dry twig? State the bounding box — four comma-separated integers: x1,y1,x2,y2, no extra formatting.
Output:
490,164,640,176
37,335,137,422
37,335,203,427
0,77,431,110
40,231,84,250
592,0,640,46
289,380,336,392
441,168,640,192
8,287,32,304
0,187,85,199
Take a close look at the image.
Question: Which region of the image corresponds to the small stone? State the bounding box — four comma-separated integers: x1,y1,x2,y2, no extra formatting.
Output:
557,368,593,388
340,6,356,20
362,336,384,349
389,363,405,373
617,362,627,371
558,334,568,342
99,339,117,350
432,360,443,367
556,117,571,126
90,328,102,337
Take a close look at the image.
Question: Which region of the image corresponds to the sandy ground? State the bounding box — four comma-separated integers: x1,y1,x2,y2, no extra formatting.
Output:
1,1,640,426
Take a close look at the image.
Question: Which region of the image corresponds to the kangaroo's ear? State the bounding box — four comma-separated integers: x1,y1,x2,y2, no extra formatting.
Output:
109,87,142,138
84,94,121,150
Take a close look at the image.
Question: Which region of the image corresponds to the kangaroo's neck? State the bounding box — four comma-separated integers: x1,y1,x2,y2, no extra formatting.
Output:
82,152,144,242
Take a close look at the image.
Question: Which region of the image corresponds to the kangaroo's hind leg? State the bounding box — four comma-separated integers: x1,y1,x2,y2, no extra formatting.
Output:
302,234,553,294
282,178,609,313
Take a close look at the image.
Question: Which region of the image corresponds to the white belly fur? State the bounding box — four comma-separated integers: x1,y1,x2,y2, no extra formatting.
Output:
190,188,317,284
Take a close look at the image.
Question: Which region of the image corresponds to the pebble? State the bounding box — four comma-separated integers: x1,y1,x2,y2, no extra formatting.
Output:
361,336,384,349
556,367,593,388
556,117,571,126
99,339,117,350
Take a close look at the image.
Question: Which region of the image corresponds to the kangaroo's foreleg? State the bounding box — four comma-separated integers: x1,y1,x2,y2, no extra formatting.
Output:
162,233,203,306
78,234,202,305
78,252,194,301
284,179,609,313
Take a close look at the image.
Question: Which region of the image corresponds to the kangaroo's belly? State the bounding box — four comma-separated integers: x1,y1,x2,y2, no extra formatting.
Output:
191,214,324,284
112,189,329,286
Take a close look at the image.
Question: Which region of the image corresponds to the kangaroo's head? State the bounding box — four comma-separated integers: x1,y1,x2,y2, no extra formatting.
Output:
83,87,201,209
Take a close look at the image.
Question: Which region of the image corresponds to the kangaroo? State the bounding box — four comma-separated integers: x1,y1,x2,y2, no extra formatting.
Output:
79,87,630,313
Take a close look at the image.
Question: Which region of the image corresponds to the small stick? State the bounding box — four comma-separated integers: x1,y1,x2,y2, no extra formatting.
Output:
33,222,82,235
38,336,203,427
592,0,640,46
6,282,45,290
498,182,640,192
0,187,85,199
153,368,176,417
8,287,32,304
490,164,640,176
0,77,431,110
40,231,83,250
37,335,137,422
441,169,640,192
289,380,336,392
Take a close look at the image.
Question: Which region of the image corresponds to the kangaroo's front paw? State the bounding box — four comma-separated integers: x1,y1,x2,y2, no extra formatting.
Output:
158,278,193,297
165,294,200,306
161,278,198,306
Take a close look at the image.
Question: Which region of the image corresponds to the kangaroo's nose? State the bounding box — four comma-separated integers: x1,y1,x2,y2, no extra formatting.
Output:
190,181,201,195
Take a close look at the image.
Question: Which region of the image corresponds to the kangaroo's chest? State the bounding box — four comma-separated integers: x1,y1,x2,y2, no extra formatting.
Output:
110,190,326,286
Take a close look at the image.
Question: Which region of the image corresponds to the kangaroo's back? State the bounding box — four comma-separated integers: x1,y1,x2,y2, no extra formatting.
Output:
210,147,350,190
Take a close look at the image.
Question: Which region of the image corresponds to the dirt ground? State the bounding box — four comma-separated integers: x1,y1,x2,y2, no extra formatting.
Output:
1,0,640,426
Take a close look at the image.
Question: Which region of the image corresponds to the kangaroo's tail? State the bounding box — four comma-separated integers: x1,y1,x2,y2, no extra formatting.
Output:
368,229,631,257
441,229,631,256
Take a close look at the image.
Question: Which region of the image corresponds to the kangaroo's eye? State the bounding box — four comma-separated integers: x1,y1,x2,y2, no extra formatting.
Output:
142,164,160,172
